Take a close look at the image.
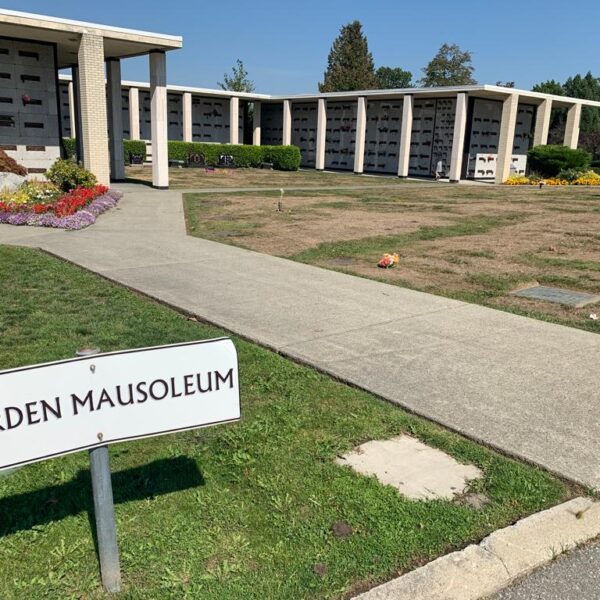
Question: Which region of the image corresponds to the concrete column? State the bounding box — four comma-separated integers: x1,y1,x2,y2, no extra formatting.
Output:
252,101,261,145
533,99,552,147
182,92,192,142
564,103,582,149
71,67,83,161
229,96,240,144
495,94,520,184
67,81,76,137
449,93,468,183
282,99,292,146
315,98,326,170
128,87,140,141
149,50,169,189
398,94,413,177
106,59,124,181
77,33,110,185
353,97,367,174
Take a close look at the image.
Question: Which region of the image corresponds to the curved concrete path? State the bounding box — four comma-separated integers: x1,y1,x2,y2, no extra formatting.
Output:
2,183,599,488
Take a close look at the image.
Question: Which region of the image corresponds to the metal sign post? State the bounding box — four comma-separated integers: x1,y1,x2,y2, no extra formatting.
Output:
89,445,121,593
0,338,240,593
77,348,121,594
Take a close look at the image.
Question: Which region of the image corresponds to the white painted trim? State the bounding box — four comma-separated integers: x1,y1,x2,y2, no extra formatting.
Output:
56,74,600,108
0,8,182,45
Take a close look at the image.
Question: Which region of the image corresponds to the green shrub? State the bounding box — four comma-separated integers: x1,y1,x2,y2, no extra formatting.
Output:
262,145,301,171
46,159,97,191
527,145,592,177
556,168,587,182
62,138,147,164
124,140,147,163
167,142,300,171
0,148,27,176
62,138,300,171
62,137,77,160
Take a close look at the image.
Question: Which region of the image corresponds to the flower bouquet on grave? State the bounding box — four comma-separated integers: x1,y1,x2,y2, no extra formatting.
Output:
377,253,399,269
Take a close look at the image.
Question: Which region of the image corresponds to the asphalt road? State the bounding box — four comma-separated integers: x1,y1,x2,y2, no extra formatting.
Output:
492,539,600,600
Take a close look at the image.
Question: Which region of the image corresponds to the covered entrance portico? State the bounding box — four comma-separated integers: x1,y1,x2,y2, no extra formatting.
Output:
0,9,182,187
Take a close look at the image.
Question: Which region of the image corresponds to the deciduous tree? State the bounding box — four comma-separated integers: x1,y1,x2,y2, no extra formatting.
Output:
419,43,476,87
375,67,413,89
218,59,255,93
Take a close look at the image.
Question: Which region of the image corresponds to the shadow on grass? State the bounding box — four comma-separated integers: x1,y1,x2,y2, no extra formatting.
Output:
0,456,204,538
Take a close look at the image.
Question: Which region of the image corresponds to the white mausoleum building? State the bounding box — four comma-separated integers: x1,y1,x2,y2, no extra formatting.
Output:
0,9,181,187
2,9,600,186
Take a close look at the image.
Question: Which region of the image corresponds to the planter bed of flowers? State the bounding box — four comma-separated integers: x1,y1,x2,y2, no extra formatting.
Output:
0,158,122,230
505,170,600,186
0,184,122,229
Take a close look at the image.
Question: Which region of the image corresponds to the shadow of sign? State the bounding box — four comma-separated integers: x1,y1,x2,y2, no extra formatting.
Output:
0,456,204,538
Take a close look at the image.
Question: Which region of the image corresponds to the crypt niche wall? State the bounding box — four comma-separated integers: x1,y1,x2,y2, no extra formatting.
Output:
408,98,456,177
291,102,318,167
324,101,357,171
0,37,61,175
464,98,534,180
363,99,403,174
260,102,283,145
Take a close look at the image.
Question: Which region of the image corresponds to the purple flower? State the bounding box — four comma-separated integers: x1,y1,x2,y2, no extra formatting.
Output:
0,191,123,230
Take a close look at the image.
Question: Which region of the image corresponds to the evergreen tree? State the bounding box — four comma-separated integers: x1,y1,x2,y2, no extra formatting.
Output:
563,72,600,132
319,21,378,92
419,43,476,87
218,59,255,93
532,80,564,96
376,66,413,89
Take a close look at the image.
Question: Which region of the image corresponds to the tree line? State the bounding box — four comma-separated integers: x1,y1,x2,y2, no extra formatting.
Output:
218,20,599,159
217,21,476,93
318,21,475,91
532,74,600,160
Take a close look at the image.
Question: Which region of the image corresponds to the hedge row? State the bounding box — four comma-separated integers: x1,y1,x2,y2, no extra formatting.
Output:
527,145,592,177
62,139,300,171
123,140,147,163
63,139,147,163
167,142,300,171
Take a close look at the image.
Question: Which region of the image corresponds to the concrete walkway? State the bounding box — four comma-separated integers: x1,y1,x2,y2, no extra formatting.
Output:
2,183,600,489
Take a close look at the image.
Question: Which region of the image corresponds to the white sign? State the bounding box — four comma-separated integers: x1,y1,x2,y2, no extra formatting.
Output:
0,338,240,471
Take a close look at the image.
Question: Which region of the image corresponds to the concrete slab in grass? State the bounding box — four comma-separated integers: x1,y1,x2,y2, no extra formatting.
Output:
336,435,482,500
511,285,600,308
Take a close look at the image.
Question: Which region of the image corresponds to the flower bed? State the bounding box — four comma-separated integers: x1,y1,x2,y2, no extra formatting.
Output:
0,185,122,230
505,170,600,186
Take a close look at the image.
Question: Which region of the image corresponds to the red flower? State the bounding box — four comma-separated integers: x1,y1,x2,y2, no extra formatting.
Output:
0,185,108,217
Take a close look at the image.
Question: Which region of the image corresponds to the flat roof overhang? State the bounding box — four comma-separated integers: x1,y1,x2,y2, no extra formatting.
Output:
265,86,600,108
57,74,600,108
0,9,182,68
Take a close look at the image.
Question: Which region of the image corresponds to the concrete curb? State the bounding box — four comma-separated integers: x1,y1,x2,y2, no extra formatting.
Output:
355,497,600,599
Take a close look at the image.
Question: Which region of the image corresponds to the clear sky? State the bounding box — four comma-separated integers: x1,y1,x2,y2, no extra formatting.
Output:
5,0,599,93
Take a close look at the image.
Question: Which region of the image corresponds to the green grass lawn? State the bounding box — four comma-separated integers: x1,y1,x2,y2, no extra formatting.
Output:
125,165,404,189
183,185,600,334
0,246,573,600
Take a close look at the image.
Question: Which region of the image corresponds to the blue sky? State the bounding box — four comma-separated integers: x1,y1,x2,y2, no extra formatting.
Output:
5,0,599,93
